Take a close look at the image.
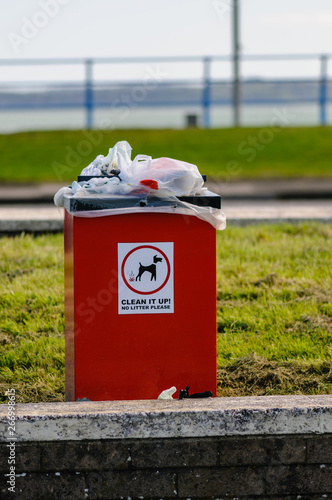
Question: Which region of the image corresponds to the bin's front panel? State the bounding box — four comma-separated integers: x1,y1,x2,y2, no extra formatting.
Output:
72,212,217,401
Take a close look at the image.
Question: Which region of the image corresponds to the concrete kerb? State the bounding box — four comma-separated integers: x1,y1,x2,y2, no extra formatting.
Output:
1,395,332,442
0,219,63,234
227,217,332,226
1,217,332,235
1,210,332,234
2,396,332,499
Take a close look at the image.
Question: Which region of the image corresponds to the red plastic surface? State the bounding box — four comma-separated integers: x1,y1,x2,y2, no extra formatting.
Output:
64,211,217,401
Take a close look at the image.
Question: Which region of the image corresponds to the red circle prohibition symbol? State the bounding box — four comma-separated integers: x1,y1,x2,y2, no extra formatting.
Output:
121,245,171,295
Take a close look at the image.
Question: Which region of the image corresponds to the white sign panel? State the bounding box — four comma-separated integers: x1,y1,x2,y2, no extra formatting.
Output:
118,242,174,315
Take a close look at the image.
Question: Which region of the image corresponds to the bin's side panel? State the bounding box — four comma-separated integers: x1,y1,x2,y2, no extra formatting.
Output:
72,212,217,401
171,215,217,398
64,211,75,401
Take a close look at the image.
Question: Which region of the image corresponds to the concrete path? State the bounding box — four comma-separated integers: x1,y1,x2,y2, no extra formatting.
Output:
206,178,332,199
0,178,332,203
1,200,331,233
0,205,64,232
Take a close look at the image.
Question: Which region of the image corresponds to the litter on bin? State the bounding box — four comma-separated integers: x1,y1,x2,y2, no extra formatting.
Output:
54,140,226,230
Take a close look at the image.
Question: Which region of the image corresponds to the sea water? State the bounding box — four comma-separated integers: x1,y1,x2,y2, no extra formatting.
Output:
0,104,329,134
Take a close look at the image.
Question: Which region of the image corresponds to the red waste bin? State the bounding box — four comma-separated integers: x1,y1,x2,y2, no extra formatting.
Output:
64,190,221,401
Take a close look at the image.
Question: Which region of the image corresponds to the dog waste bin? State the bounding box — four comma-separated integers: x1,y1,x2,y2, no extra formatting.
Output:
57,142,226,401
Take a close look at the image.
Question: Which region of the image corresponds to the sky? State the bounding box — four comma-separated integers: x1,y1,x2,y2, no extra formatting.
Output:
0,0,331,83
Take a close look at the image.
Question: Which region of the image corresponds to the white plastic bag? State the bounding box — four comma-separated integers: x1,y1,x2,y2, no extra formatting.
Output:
81,141,132,176
54,140,226,230
127,155,206,197
158,386,177,400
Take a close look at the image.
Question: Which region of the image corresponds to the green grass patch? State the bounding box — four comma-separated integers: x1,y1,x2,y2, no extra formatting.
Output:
0,223,331,402
1,126,332,182
0,234,64,403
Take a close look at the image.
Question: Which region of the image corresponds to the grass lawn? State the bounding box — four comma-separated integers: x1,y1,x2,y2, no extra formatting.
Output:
0,223,331,403
1,126,332,183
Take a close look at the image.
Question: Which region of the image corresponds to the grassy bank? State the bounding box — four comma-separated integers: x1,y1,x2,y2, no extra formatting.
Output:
1,126,332,183
0,234,64,403
0,223,331,403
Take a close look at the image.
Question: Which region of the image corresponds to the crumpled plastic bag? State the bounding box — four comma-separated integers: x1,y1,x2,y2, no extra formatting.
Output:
54,140,206,204
67,140,205,198
54,176,133,208
81,140,131,177
158,386,177,400
54,140,226,230
125,154,205,197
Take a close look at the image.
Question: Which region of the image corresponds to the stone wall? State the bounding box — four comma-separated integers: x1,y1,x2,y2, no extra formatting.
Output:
1,396,332,499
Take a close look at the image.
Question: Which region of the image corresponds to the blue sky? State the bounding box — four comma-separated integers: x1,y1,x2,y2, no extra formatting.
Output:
0,0,331,82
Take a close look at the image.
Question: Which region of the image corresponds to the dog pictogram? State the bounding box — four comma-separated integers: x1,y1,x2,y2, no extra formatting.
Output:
136,255,163,281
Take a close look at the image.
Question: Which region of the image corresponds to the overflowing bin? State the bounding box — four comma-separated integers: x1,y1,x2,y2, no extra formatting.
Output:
56,141,225,401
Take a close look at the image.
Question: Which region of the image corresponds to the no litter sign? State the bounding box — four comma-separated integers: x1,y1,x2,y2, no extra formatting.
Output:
118,242,174,315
